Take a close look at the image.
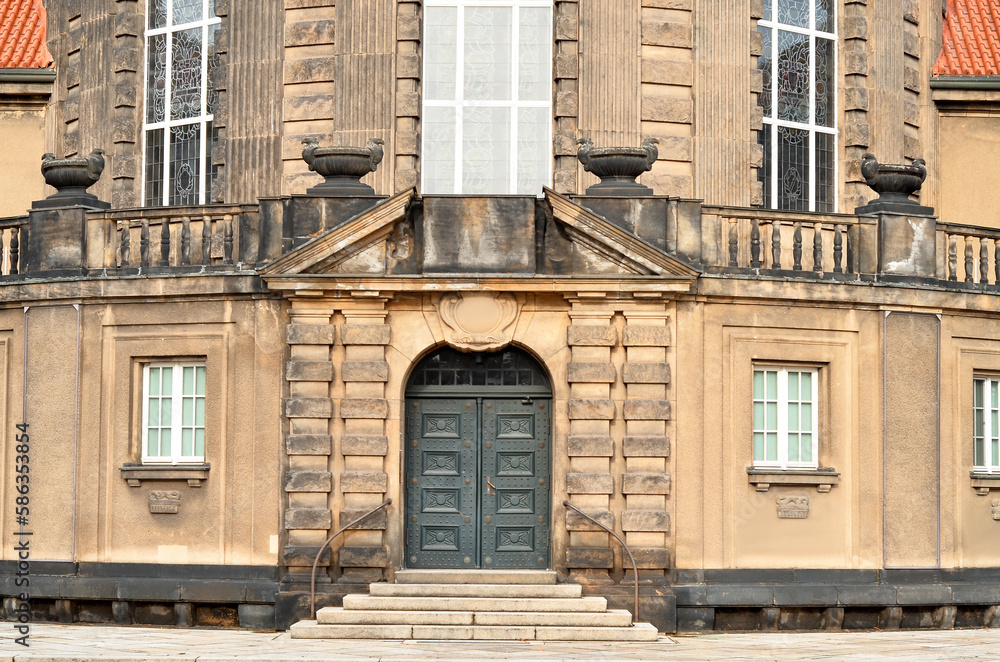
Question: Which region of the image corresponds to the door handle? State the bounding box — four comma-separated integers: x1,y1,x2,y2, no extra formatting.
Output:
486,476,496,495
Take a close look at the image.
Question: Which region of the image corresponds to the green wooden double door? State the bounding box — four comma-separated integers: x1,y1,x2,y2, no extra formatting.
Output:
405,397,551,569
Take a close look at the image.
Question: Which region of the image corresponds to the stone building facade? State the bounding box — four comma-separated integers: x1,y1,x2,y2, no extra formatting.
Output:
2,0,1000,634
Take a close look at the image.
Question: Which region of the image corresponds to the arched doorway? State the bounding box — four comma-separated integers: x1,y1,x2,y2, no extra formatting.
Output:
404,347,552,569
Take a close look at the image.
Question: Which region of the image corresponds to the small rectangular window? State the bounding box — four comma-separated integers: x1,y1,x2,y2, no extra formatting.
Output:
753,366,818,469
142,361,206,464
974,376,1000,472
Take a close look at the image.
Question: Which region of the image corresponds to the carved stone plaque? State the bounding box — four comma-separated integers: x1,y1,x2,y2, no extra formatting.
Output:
149,490,181,514
992,499,1000,521
776,495,809,519
436,293,519,352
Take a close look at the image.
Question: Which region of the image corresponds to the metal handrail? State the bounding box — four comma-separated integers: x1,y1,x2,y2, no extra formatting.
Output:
309,497,393,619
563,500,639,625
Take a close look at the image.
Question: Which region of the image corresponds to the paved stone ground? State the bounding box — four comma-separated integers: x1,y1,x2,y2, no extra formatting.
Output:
1,624,998,661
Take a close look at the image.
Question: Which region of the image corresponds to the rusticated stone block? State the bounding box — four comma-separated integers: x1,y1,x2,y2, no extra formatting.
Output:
565,546,614,569
340,471,388,493
286,434,332,455
623,472,671,495
341,324,391,345
284,470,333,493
641,97,692,124
566,472,614,494
621,510,671,532
340,398,389,419
285,508,332,530
565,508,614,531
568,399,615,420
567,435,614,457
286,324,335,345
623,435,670,457
341,434,389,456
282,545,331,567
633,547,671,569
340,508,388,530
341,361,389,382
567,325,617,346
286,360,334,382
339,546,388,568
623,400,671,420
641,21,692,48
285,397,333,418
567,362,617,383
622,362,671,384
622,326,671,347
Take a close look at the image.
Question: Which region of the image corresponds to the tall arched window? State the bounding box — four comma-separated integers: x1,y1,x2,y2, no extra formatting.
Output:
422,0,552,195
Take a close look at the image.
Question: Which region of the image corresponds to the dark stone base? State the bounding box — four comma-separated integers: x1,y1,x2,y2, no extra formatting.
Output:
581,584,676,633
584,181,654,196
855,200,935,216
275,583,370,630
305,180,376,196
31,196,110,210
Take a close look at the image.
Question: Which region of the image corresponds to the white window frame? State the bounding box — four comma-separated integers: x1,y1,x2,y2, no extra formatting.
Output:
974,376,1000,473
141,361,206,465
421,0,553,195
752,365,819,469
758,1,838,212
141,0,221,206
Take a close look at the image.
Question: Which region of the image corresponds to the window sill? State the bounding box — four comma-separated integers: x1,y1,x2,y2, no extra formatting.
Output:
747,468,840,492
120,463,211,487
970,472,1000,496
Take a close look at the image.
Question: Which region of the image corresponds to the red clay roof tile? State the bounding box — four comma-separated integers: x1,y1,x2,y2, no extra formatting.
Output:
0,0,54,69
934,0,1000,76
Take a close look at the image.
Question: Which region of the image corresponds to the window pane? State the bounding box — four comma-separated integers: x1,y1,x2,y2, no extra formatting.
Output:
183,397,194,426
766,402,777,429
161,398,172,426
171,28,203,121
516,106,549,195
754,370,764,399
758,124,772,208
763,0,772,21
463,106,510,194
160,428,172,456
754,432,765,461
169,123,201,205
801,433,813,462
464,7,512,101
975,408,985,439
207,24,222,115
149,367,160,396
758,27,772,119
148,398,160,426
148,429,159,457
172,0,203,25
423,107,457,193
518,8,550,101
195,398,205,426
815,38,835,128
975,437,985,467
788,402,799,431
766,371,777,399
195,428,205,456
778,0,809,28
766,432,778,460
777,30,809,124
800,371,812,396
975,379,984,407
146,34,167,123
816,132,835,213
778,127,810,211
162,367,173,395
815,0,834,32
993,438,999,469
788,372,799,399
788,433,800,461
753,401,765,428
145,129,165,206
992,380,998,408
425,7,457,101
183,366,194,394
196,366,206,395
182,428,193,456
800,403,812,431
149,0,167,29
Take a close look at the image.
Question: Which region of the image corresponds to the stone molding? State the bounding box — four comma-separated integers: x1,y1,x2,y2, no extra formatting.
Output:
435,292,519,352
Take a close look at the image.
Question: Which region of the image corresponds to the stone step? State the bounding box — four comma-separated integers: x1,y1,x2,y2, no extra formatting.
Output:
473,609,634,628
369,582,582,598
316,607,634,628
291,620,659,642
394,569,558,585
341,594,608,613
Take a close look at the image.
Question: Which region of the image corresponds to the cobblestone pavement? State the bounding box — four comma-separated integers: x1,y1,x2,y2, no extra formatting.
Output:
1,624,998,661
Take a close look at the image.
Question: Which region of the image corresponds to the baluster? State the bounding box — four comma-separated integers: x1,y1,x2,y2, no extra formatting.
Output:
981,237,990,284
160,219,171,266
995,239,1000,286
948,234,958,281
728,219,739,266
965,236,974,283
750,218,761,269
846,225,857,274
10,226,19,275
833,225,843,273
0,229,6,276
120,223,131,268
140,219,150,267
793,222,803,270
812,223,823,272
771,219,781,269
223,214,234,264
181,217,191,266
202,215,212,264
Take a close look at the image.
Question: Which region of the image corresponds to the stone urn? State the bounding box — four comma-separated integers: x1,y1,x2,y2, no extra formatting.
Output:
33,148,110,210
577,137,658,196
302,138,384,195
855,152,934,215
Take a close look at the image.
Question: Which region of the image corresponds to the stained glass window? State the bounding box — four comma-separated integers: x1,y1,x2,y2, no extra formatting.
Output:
422,0,552,195
757,1,837,212
143,1,221,206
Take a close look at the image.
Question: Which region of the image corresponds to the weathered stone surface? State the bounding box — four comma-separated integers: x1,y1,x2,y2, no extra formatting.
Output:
633,547,671,569
622,472,671,495
623,400,671,421
565,546,615,569
340,471,388,493
621,510,671,532
285,19,335,46
284,470,333,493
285,508,332,530
286,360,334,382
422,197,536,273
641,21,692,48
622,326,671,346
282,545,331,567
339,546,389,568
341,361,389,382
642,59,693,86
623,435,670,457
341,434,389,456
286,434,333,455
567,325,617,346
565,508,614,531
286,324,335,345
284,57,336,84
567,362,617,383
285,397,333,418
567,435,614,457
566,472,614,494
568,399,615,420
341,324,391,345
622,362,671,384
341,507,389,530
340,398,389,419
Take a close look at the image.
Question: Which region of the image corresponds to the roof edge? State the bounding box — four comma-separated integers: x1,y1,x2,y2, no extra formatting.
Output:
0,68,56,83
930,75,1000,90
